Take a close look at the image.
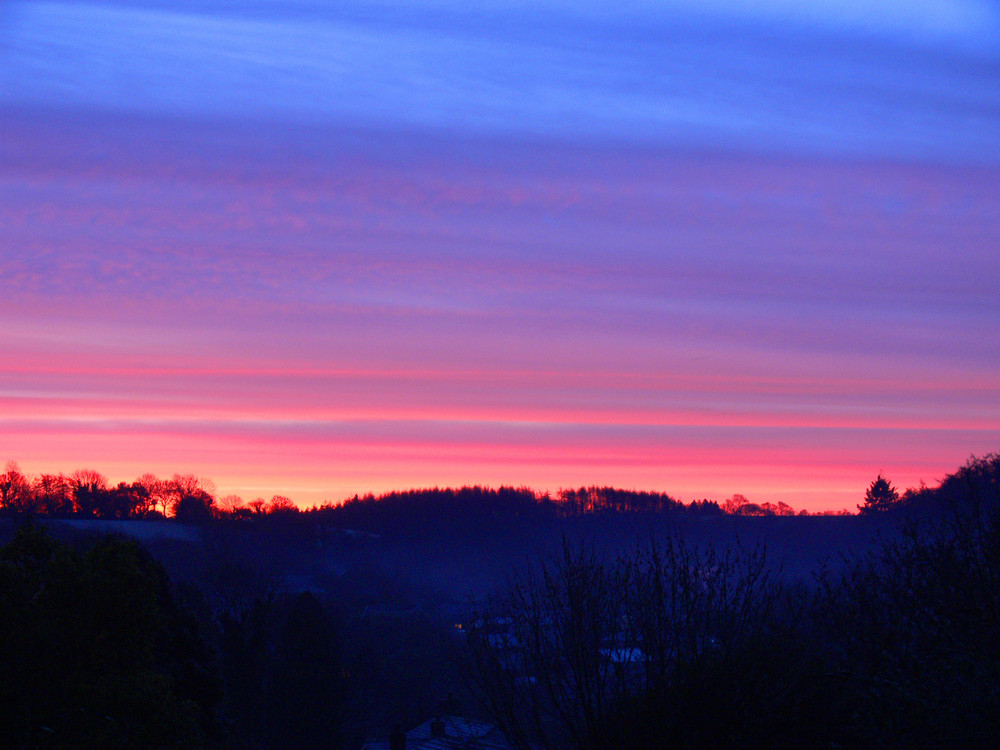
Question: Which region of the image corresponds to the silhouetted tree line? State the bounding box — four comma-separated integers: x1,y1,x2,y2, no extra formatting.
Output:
553,486,685,515
311,486,790,539
38,458,992,527
0,463,219,521
463,456,1000,748
0,463,810,529
5,454,999,535
896,453,1000,516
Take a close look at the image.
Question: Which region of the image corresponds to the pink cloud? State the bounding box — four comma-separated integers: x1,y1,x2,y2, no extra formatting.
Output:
2,109,997,510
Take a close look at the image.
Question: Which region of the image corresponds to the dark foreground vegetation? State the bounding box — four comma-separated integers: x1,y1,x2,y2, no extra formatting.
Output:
0,527,221,748
466,505,1000,748
0,454,997,748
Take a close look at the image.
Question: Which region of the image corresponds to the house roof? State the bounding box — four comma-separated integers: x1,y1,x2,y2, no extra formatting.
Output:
364,715,514,750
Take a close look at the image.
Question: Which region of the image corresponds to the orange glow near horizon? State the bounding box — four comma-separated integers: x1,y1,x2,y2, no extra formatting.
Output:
3,416,988,512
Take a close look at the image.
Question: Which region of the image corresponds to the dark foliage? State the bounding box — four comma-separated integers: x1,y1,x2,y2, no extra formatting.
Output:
463,454,1000,749
174,491,216,524
818,500,1000,748
463,536,798,750
0,523,221,749
858,474,899,514
597,626,854,750
215,592,346,750
2,453,998,748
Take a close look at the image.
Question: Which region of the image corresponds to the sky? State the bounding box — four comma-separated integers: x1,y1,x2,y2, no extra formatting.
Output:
1,0,998,511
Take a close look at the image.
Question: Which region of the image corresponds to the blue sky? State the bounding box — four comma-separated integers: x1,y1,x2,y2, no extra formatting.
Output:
3,0,998,160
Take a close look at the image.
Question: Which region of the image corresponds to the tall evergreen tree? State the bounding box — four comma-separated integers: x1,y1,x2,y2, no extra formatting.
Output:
858,474,899,513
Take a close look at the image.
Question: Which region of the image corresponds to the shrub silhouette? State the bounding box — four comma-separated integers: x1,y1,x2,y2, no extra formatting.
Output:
0,524,221,748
